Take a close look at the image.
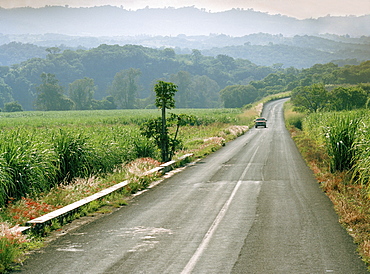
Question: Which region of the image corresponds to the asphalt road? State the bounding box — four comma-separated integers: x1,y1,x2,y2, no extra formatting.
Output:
17,99,368,273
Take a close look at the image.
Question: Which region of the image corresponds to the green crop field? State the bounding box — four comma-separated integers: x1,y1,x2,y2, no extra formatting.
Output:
0,108,248,207
0,108,243,128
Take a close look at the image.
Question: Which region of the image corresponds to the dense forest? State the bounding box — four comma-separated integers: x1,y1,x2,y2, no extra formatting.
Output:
0,42,370,111
0,44,278,110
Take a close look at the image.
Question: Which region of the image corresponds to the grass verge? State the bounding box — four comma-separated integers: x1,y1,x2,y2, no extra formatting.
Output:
284,101,370,270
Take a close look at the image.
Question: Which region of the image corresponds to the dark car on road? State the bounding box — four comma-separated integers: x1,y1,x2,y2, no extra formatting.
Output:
255,117,267,128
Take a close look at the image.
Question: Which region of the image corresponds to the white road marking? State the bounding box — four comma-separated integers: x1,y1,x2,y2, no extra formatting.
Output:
181,149,259,273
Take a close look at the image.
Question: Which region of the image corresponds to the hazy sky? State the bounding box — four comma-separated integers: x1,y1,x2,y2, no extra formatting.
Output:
0,0,369,19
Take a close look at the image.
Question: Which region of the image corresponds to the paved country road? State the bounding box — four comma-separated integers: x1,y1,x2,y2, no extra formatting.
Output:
17,99,368,274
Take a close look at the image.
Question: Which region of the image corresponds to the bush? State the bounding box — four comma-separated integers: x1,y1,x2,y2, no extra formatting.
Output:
3,102,23,112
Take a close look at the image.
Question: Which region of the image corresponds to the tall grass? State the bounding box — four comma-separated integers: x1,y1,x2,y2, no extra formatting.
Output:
283,101,305,130
303,110,370,198
351,113,370,193
323,113,362,172
0,126,159,207
52,129,93,183
0,130,56,205
0,108,243,128
304,111,363,172
0,108,244,207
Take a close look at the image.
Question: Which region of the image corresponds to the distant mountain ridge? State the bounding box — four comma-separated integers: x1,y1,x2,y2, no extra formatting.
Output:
0,6,370,37
1,33,370,68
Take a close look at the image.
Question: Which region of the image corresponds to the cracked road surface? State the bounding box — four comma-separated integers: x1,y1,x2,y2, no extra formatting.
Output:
18,99,368,273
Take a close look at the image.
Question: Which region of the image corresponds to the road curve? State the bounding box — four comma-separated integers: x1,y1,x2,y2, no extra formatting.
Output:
18,99,367,273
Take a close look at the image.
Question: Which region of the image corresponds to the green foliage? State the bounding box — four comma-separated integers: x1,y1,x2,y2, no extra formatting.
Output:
0,44,278,110
0,130,57,205
68,77,95,110
3,101,23,112
291,83,329,112
0,78,13,108
154,81,177,110
0,42,48,66
140,117,175,162
302,109,370,198
292,83,370,113
0,116,164,206
220,84,259,108
35,73,73,111
0,107,251,207
304,111,363,172
91,96,117,110
249,61,370,100
46,47,61,55
283,101,302,130
153,81,178,162
323,114,362,172
329,86,368,111
110,68,141,109
170,72,221,108
1,40,370,112
351,113,370,193
335,60,370,84
52,129,93,183
0,44,362,111
170,71,192,108
140,118,164,147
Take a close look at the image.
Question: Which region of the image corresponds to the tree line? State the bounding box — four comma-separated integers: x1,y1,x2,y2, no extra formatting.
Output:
0,43,370,111
0,44,277,111
219,61,370,108
291,83,370,113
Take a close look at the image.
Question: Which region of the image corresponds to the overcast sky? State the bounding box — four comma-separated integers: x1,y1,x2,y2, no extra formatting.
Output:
0,0,369,19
